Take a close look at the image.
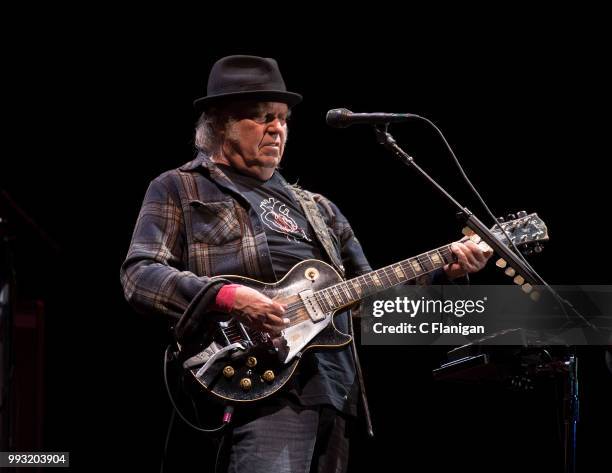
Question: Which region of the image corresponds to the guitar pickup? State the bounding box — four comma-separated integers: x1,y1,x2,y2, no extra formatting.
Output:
299,289,326,322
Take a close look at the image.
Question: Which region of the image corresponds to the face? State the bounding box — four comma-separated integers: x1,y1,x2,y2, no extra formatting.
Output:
217,101,290,181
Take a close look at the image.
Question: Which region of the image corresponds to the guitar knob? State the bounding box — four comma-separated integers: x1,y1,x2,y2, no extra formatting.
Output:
304,267,320,281
517,211,527,218
246,356,257,368
240,378,252,391
223,366,235,378
262,370,275,382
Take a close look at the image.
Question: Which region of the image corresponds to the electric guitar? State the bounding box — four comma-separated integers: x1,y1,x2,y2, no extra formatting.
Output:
180,212,548,403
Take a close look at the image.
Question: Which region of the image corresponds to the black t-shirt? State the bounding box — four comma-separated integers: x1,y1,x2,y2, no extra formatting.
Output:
217,164,324,279
217,164,358,415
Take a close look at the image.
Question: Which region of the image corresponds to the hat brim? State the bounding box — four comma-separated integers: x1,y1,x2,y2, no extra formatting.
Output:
193,90,303,113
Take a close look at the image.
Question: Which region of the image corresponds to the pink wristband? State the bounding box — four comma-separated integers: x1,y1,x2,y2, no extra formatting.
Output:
212,284,241,313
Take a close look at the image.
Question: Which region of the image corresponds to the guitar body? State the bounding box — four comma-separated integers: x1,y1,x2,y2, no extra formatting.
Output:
180,212,548,404
187,259,352,403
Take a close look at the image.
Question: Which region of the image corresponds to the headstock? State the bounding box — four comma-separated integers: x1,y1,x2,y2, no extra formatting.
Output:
491,211,549,254
461,211,548,301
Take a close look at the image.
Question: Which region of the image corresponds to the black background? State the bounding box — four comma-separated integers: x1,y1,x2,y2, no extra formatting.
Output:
3,10,610,472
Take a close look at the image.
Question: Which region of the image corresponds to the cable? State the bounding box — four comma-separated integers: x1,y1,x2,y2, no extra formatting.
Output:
163,346,234,434
160,408,176,473
408,114,594,326
412,116,543,270
214,435,226,473
160,345,234,472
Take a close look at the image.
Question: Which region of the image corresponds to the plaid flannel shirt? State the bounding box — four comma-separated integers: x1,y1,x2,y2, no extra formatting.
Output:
120,152,372,342
120,152,456,429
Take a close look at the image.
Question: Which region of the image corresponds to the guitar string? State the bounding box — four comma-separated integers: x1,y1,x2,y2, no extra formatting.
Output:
267,226,537,319
280,246,457,316
277,249,457,323
220,222,540,339
221,250,452,340
251,220,536,318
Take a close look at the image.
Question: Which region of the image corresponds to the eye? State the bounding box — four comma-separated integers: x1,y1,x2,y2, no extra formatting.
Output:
250,111,290,125
251,113,272,124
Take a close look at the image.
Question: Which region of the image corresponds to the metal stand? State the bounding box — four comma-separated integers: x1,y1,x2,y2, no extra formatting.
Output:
563,354,579,473
371,125,546,287
371,124,585,471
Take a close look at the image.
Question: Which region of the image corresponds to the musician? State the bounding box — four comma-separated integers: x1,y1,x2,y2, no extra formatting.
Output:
120,55,492,472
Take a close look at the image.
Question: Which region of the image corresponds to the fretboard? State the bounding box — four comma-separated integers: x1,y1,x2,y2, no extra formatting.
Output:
314,244,457,312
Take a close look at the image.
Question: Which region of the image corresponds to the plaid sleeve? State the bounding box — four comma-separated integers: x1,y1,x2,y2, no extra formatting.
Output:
120,175,224,326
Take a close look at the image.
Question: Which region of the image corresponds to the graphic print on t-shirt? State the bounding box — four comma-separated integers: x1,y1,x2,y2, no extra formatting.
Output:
259,197,312,243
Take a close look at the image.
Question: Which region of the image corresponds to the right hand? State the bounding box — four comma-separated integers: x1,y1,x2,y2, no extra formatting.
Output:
232,286,289,335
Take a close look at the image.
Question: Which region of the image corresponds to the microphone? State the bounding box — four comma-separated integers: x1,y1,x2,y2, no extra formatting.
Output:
326,108,417,128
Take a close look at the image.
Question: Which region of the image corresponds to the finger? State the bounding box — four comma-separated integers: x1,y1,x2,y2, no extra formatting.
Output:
450,245,470,273
268,301,287,317
477,241,494,258
266,313,289,326
457,242,481,268
451,243,469,267
464,240,487,264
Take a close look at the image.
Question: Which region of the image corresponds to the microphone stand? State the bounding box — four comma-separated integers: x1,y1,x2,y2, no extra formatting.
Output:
372,124,580,473
373,125,547,286
563,353,579,473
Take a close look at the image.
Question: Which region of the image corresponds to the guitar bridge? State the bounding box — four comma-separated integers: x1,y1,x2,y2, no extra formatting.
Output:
299,289,326,322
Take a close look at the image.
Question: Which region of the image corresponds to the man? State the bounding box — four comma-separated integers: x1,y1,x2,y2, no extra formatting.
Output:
120,55,491,472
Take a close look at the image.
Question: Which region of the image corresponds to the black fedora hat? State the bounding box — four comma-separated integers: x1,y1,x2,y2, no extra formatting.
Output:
193,55,302,112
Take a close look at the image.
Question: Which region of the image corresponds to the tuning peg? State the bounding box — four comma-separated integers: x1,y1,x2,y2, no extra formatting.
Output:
521,283,533,294
496,216,505,224
462,226,475,236
496,258,507,268
530,291,541,302
517,210,527,218
507,213,517,221
469,234,482,244
513,275,525,285
504,267,516,277
534,244,544,253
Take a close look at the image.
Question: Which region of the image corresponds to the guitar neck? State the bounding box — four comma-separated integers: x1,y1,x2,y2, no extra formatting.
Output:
315,243,457,312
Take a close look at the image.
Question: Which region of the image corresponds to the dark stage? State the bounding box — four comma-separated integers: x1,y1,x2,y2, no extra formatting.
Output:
2,15,610,472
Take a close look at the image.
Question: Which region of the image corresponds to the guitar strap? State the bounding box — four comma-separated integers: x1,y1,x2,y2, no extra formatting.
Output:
287,184,374,437
287,185,346,278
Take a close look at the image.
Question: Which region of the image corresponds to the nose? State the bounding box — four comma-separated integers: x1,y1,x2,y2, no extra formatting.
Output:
265,117,285,134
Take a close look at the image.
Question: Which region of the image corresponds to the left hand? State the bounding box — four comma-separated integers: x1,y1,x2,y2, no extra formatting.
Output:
444,239,493,280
